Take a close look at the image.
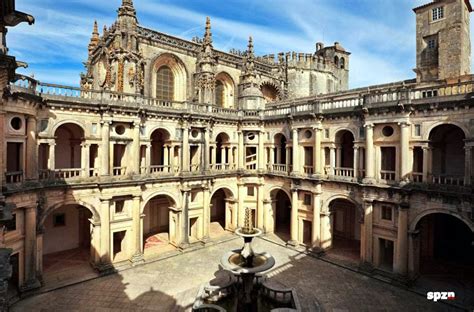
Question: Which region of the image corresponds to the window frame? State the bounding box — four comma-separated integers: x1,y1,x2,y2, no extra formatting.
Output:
432,6,444,21
156,65,174,101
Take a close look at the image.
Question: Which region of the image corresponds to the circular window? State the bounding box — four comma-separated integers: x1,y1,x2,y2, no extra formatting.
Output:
115,125,126,135
382,126,394,137
304,130,312,139
10,117,22,131
247,133,256,141
191,130,199,138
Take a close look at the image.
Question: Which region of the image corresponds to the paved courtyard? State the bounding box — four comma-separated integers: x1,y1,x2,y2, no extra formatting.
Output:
12,238,458,311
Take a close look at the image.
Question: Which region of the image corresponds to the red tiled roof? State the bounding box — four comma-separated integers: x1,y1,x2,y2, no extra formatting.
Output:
413,0,472,13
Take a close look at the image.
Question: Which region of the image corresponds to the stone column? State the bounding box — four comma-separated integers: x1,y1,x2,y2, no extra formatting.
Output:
320,211,332,249
100,121,110,176
180,189,190,247
81,143,90,177
258,130,265,171
399,122,410,184
285,147,291,171
237,182,245,227
290,189,299,245
221,147,227,165
270,147,275,166
364,124,375,183
130,195,144,264
25,117,38,180
182,127,190,172
276,147,282,164
291,128,299,174
263,199,272,233
257,184,264,229
202,184,210,239
312,186,322,248
145,143,151,174
329,146,336,175
335,147,341,169
100,198,112,268
321,147,326,174
204,128,210,171
362,200,373,264
353,146,359,180
169,144,175,173
395,203,409,276
21,207,41,291
408,230,420,280
238,131,244,170
211,145,217,169
48,142,56,170
422,146,430,183
464,145,472,186
314,126,322,175
163,145,169,171
131,121,141,175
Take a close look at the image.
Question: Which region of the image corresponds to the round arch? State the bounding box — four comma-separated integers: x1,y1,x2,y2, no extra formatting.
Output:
410,209,474,233
423,121,469,141
214,131,231,143
148,126,174,140
325,195,363,215
268,186,291,201
273,132,288,142
215,72,235,108
40,200,100,228
210,186,235,200
151,53,188,101
51,120,86,137
141,191,179,214
260,81,282,104
333,128,357,142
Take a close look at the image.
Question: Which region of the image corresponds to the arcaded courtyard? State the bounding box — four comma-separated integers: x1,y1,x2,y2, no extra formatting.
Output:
11,237,457,312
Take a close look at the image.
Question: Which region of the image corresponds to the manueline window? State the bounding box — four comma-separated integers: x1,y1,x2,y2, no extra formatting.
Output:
432,7,444,21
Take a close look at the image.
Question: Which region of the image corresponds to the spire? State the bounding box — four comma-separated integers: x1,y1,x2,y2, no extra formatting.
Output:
117,0,137,27
243,36,256,77
88,20,100,54
198,17,215,65
203,16,212,46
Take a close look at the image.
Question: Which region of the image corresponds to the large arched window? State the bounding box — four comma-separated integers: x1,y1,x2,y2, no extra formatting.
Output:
215,80,225,107
156,66,174,101
261,83,279,104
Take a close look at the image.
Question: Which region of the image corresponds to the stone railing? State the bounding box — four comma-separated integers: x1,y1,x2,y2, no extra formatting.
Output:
5,171,23,184
380,170,396,181
430,174,464,186
113,167,126,176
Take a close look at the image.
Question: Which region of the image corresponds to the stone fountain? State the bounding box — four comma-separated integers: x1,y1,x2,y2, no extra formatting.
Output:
193,208,301,311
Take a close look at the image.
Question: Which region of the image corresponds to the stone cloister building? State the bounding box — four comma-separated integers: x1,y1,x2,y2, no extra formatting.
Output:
1,0,473,293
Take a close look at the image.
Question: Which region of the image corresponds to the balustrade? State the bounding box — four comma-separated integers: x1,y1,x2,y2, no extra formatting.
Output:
5,171,23,184
380,170,396,181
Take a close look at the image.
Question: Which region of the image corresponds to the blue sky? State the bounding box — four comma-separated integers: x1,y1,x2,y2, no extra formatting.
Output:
7,0,470,88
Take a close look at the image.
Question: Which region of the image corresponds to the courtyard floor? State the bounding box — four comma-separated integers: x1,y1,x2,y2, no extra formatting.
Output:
12,237,461,311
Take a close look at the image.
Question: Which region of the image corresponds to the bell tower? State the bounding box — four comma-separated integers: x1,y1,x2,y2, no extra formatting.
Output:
414,0,472,82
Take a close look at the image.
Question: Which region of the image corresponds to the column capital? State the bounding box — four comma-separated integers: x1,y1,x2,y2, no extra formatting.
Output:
398,121,411,127
364,123,374,129
398,202,410,210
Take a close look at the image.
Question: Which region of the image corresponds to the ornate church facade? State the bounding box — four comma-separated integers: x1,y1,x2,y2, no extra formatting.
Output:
0,0,473,293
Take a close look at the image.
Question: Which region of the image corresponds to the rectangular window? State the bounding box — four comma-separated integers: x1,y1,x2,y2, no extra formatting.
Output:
359,127,365,139
432,7,444,21
381,206,393,221
4,214,16,231
247,186,255,197
428,39,436,49
414,124,421,137
191,191,198,202
91,123,97,134
303,194,312,206
53,213,66,227
115,200,125,214
324,129,329,139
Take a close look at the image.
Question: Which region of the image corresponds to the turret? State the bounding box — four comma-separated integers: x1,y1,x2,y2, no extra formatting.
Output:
195,17,217,104
238,36,264,109
117,0,137,30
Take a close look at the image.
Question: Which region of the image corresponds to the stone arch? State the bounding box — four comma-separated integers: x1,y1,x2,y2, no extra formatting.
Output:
210,186,236,233
51,120,87,137
423,121,469,141
141,191,180,214
334,55,339,67
215,72,235,108
340,57,345,69
213,131,232,143
40,199,100,228
325,194,363,215
334,127,357,142
148,126,174,140
410,209,474,233
151,53,188,101
268,185,291,200
210,186,235,199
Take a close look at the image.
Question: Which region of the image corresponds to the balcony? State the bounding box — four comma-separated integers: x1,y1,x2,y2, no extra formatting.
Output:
39,168,83,180
430,174,464,186
113,167,127,176
5,171,23,184
380,170,396,182
267,164,290,175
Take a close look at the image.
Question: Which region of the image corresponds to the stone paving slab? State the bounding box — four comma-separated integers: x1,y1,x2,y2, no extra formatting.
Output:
11,238,460,312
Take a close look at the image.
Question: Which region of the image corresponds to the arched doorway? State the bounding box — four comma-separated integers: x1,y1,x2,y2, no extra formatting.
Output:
142,195,175,257
429,124,465,185
271,189,291,241
42,204,98,285
273,134,287,170
327,199,361,261
150,128,172,173
414,213,474,304
214,133,231,170
209,188,234,238
335,130,354,177
54,123,85,177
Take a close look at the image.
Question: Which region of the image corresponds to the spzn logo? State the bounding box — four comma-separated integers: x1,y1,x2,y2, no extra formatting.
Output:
427,292,456,302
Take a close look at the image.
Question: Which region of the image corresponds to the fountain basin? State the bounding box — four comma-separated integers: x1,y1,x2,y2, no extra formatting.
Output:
221,251,275,274
235,227,263,238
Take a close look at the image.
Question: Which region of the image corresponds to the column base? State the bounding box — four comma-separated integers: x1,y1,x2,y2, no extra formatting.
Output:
178,242,191,250
287,240,299,247
399,179,410,187
20,278,41,293
362,177,376,185
310,246,325,256
96,262,116,275
130,253,145,266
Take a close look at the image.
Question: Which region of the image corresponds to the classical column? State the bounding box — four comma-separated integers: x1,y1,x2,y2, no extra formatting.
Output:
25,117,38,180
312,186,322,248
100,121,110,176
335,147,341,169
276,147,282,164
130,195,144,264
48,142,56,171
422,146,430,183
291,128,299,174
353,146,359,180
408,230,420,279
182,127,190,172
270,147,275,165
202,185,210,239
314,126,322,175
211,145,216,169
81,143,90,177
238,131,244,170
100,198,112,268
21,207,41,291
237,182,245,226
163,145,169,171
221,147,227,165
257,184,264,229
204,128,210,171
364,124,375,183
286,147,291,172
464,145,472,186
258,130,265,171
399,122,410,184
263,199,272,233
290,189,299,244
145,143,151,174
169,144,175,173
180,189,190,247
131,121,141,175
229,146,234,169
321,147,326,174
395,203,409,275
329,146,336,175
362,200,373,264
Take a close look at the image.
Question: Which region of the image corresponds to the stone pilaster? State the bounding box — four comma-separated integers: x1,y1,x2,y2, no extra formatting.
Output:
130,195,144,265
395,202,409,276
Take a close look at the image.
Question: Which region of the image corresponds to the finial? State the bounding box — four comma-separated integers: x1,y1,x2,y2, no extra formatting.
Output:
248,36,254,56
93,20,99,36
103,25,107,35
203,16,212,44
